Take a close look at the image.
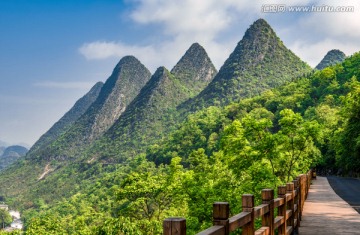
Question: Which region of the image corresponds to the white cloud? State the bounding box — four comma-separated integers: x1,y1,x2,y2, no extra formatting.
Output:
33,81,97,90
79,0,360,72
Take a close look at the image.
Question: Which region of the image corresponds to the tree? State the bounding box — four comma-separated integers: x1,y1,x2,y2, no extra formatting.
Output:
276,109,321,181
0,209,12,229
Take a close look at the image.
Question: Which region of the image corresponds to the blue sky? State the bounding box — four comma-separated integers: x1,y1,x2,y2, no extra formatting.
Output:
1,0,359,146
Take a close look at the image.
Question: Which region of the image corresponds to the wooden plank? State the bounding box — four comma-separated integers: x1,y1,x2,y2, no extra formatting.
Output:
229,212,251,231
273,198,284,208
274,216,284,229
286,210,292,219
196,225,225,235
285,226,293,235
255,226,270,235
254,204,269,218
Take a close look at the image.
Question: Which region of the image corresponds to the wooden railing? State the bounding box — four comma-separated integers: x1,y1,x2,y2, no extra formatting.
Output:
163,170,314,235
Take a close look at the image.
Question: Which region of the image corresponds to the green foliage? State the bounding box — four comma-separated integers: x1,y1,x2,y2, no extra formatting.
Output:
0,209,12,228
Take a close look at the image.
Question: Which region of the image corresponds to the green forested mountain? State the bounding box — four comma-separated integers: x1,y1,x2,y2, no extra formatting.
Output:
316,49,346,70
28,82,103,157
1,19,360,235
21,51,360,235
88,43,217,162
0,145,28,171
181,18,311,111
36,56,151,161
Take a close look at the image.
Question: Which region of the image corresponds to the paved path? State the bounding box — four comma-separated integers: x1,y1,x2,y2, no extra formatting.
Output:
299,176,360,234
327,176,360,213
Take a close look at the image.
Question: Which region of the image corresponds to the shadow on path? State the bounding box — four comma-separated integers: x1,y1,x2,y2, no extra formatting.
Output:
327,176,360,214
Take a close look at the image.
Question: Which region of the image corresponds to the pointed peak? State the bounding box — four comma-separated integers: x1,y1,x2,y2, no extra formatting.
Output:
154,66,169,75
113,55,144,71
171,42,214,73
252,18,271,27
187,42,205,52
244,18,275,39
316,49,346,70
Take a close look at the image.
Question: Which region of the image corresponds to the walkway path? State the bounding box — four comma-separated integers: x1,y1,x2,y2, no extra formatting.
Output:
299,176,360,234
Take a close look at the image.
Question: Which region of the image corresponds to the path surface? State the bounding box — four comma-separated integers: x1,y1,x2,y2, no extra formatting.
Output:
327,176,360,213
299,176,360,234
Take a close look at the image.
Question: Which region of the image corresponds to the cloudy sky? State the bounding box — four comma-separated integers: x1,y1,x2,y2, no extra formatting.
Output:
1,0,359,147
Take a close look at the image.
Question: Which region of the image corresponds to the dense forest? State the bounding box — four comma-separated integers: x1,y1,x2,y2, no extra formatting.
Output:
1,19,360,234
1,52,358,235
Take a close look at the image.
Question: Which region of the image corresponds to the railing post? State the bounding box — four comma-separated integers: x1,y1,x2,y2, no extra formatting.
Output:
261,189,274,235
298,174,305,221
286,183,295,234
278,186,287,235
242,194,255,235
163,217,186,235
293,178,300,231
213,202,229,235
312,168,317,180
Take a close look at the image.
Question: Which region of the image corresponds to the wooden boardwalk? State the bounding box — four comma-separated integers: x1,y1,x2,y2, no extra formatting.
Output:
299,176,360,234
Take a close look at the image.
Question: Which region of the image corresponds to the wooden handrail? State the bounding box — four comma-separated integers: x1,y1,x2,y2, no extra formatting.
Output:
163,169,314,235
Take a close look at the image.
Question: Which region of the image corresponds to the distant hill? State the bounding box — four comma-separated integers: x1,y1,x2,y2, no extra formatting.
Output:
0,145,28,171
316,49,346,70
181,18,311,111
28,81,104,157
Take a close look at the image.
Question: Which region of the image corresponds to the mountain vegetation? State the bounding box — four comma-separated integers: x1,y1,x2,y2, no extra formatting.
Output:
316,49,346,70
0,18,360,235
